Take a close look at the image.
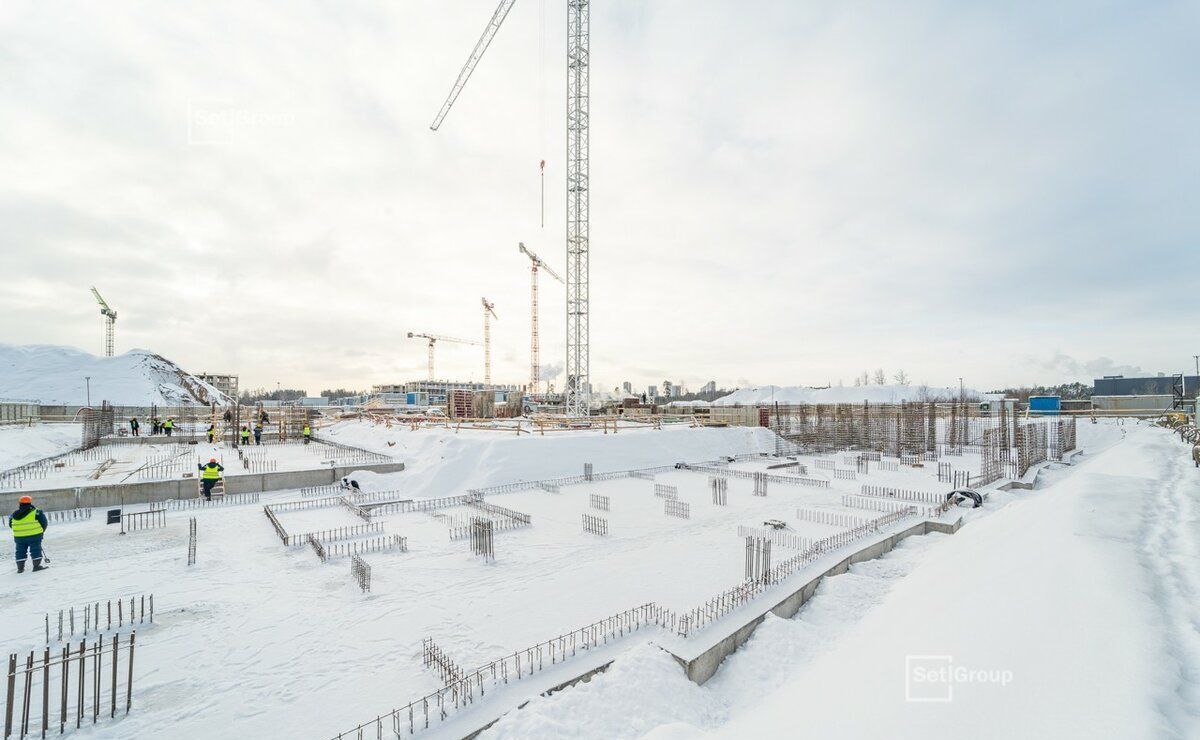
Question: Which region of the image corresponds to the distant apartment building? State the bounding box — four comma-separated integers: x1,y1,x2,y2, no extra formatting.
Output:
196,373,239,400
701,380,717,394
647,384,658,400
622,381,633,395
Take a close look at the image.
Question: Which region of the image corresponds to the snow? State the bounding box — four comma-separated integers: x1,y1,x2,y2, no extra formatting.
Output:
0,423,81,469
713,383,976,406
0,343,229,406
478,421,1199,739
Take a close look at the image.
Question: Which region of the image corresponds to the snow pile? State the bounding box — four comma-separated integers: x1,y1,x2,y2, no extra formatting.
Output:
0,423,81,468
482,643,723,740
0,344,230,405
712,383,975,406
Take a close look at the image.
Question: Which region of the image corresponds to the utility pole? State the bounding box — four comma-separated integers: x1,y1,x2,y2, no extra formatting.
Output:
1193,355,1198,377
84,376,91,407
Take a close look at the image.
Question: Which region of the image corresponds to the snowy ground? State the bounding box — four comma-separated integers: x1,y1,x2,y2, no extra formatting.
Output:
0,422,81,469
0,421,974,739
481,420,1200,740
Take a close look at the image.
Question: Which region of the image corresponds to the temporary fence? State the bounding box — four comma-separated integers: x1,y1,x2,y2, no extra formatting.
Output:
44,595,152,647
465,500,531,526
588,494,609,512
813,458,835,471
187,518,197,566
119,509,165,534
350,555,371,593
4,632,137,739
581,513,608,536
164,493,260,510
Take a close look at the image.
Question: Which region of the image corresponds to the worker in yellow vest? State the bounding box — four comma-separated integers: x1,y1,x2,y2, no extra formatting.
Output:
198,458,224,500
302,424,312,444
10,495,49,573
240,426,251,445
164,417,175,437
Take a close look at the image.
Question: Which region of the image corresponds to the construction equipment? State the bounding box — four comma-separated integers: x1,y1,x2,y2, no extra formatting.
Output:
481,298,498,388
90,287,117,357
430,0,591,415
519,242,562,396
407,332,481,381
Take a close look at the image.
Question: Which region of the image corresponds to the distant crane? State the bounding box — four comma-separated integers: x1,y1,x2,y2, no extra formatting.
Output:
406,332,481,381
519,242,562,396
430,0,592,415
481,298,499,388
89,287,117,357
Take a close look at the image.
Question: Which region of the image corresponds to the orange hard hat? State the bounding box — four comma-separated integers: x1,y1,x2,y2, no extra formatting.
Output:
19,496,33,504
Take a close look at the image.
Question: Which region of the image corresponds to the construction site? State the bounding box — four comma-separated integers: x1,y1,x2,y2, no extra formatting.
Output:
2,2,1196,740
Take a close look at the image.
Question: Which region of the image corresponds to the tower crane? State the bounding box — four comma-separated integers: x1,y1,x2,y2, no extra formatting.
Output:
481,298,499,388
406,332,481,382
430,0,591,415
90,287,117,357
519,242,562,397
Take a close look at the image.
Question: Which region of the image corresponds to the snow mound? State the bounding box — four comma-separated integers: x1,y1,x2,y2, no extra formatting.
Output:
713,384,975,406
481,643,722,740
0,344,230,405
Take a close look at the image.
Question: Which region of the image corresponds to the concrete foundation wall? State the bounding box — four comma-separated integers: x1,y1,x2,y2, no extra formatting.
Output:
0,462,405,512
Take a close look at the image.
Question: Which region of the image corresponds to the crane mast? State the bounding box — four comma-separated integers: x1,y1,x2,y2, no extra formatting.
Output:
564,0,590,415
90,286,117,357
481,298,499,388
519,242,562,397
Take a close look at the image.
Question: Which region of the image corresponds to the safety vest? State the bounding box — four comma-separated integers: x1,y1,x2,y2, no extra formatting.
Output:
201,463,222,480
240,429,250,439
303,426,311,436
164,419,174,428
11,509,43,538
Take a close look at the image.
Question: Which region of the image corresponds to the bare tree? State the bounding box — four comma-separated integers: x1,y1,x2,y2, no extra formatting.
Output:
854,376,862,387
873,368,887,385
893,369,910,385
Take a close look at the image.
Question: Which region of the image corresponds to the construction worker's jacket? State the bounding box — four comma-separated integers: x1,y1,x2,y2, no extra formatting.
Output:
164,419,174,429
10,505,46,538
240,429,250,440
302,426,311,437
200,463,224,480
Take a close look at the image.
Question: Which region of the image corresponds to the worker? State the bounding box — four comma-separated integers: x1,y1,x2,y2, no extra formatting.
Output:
240,426,251,445
260,410,270,425
150,417,160,435
198,458,224,500
1192,442,1200,468
253,422,263,445
207,424,217,444
10,495,48,573
302,423,312,444
129,417,140,436
164,417,175,437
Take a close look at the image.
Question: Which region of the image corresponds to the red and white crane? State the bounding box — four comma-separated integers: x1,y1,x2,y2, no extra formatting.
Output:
518,242,562,397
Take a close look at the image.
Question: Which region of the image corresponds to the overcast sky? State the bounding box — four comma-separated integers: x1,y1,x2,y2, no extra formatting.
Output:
1,1,1195,395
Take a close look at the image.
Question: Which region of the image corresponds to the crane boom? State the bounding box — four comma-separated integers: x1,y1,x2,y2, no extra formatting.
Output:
518,243,563,283
430,0,519,131
407,331,481,381
90,286,116,317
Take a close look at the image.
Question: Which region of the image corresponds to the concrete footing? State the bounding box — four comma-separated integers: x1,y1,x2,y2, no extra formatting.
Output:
0,462,405,511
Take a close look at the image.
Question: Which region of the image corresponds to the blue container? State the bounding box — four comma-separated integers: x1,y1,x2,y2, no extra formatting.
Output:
1028,396,1061,415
